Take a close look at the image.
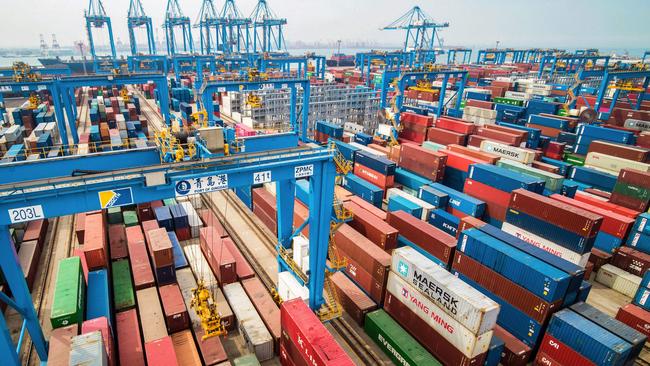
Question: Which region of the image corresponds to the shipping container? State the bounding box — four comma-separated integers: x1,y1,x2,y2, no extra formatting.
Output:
392,247,499,334
111,259,135,311
146,228,175,268
145,336,179,366
136,287,168,343
50,256,85,329
387,210,455,264
334,224,391,285
200,227,238,284
364,309,441,366
343,201,398,250
536,333,595,366
241,277,281,351
611,246,650,277
168,232,189,269
81,316,115,366
171,330,203,366
223,282,274,361
127,240,155,290
70,331,108,366
108,224,128,260
159,283,190,333
47,325,78,366
17,240,39,290
492,325,532,366
84,213,108,270
349,195,387,220
232,354,261,366
280,299,354,365
116,309,145,366
330,271,377,325
222,237,255,280
616,304,650,339
595,264,641,297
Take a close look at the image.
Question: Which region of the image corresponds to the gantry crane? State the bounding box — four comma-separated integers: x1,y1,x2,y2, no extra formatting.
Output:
127,0,156,55
195,0,220,54
249,0,287,54
217,0,251,54
382,6,449,64
85,0,117,72
164,0,194,55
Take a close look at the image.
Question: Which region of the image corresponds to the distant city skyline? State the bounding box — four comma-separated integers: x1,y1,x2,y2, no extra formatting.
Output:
0,0,648,52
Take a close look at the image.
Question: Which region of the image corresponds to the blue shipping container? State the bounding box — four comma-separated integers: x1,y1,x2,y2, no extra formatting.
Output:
168,204,189,229
570,166,617,192
154,206,174,232
387,195,422,219
627,232,650,254
468,164,544,193
430,183,485,217
354,132,373,145
395,168,433,191
484,335,505,366
86,269,113,328
418,185,449,208
343,174,383,208
168,232,188,269
354,151,396,176
427,209,459,237
632,213,650,236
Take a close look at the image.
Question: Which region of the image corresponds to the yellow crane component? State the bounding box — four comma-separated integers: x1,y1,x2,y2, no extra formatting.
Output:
317,271,343,322
270,287,283,307
120,87,130,103
12,62,39,82
608,80,645,92
27,93,40,110
246,93,263,108
247,68,269,81
562,72,583,112
191,110,209,127
190,279,227,340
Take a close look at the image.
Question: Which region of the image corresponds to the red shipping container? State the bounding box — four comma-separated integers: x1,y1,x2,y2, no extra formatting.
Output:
137,202,154,222
48,325,78,366
509,189,603,237
476,127,523,146
466,99,494,110
398,143,447,181
436,116,477,134
127,241,155,290
399,128,427,144
280,299,354,365
457,216,487,239
536,333,596,366
108,224,128,260
531,160,560,174
334,224,391,282
401,112,434,127
441,149,487,172
609,192,648,212
611,246,650,277
339,248,386,303
197,209,228,237
145,336,179,366
573,191,640,218
386,210,456,264
175,226,192,241
116,309,145,366
126,225,145,244
253,205,278,235
383,291,487,366
199,227,237,284
343,201,398,250
279,341,300,366
82,317,115,366
159,283,190,333
427,127,467,146
446,144,500,164
468,135,515,149
242,277,281,351
293,200,310,238
616,304,650,338
75,213,85,244
464,179,511,206
252,188,278,220
368,143,391,156
222,237,255,280
353,163,394,190
484,124,529,142
146,228,174,268
141,219,159,235
23,219,49,248
83,213,108,271
349,195,387,221
73,248,89,283
330,271,377,325
588,141,649,162
493,325,532,366
194,327,228,365
549,194,634,239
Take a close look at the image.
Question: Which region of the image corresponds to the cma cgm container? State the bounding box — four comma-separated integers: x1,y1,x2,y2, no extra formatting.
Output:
50,256,85,329
391,247,499,335
364,310,442,366
280,299,354,365
223,282,274,361
535,333,595,366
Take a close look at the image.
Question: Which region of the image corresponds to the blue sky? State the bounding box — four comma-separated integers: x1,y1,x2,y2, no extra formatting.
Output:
0,0,648,50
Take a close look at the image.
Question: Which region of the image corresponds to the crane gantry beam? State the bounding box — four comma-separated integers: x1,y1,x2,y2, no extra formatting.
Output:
128,0,156,55
382,5,449,59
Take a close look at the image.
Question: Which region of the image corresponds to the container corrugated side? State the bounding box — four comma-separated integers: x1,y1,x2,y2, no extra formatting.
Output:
595,264,641,297
585,152,650,174
501,223,590,266
70,331,109,366
386,272,493,358
479,140,535,164
223,282,274,361
391,247,499,335
387,188,435,221
50,256,85,329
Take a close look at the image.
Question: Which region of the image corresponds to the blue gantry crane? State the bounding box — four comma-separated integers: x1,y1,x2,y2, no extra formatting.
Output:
127,0,156,55
249,0,287,54
164,0,195,55
195,0,220,54
382,6,449,63
218,0,252,54
85,0,117,73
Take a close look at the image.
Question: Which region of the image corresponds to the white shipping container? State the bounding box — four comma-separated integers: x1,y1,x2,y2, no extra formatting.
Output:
386,272,493,358
344,122,365,134
136,287,168,343
222,283,274,361
387,188,435,221
624,119,650,132
292,236,309,271
391,247,499,335
278,271,309,302
596,264,641,298
585,152,650,174
178,202,203,238
501,223,590,267
70,331,108,366
348,142,387,157
480,140,535,164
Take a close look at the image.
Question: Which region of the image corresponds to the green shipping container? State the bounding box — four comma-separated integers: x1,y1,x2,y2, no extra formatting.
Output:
163,198,177,206
364,310,441,366
564,153,585,166
112,259,135,311
122,211,139,227
107,207,123,225
493,97,524,107
232,354,261,366
613,182,650,201
50,256,85,329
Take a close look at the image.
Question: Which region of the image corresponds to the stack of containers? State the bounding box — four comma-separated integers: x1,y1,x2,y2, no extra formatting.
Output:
383,247,499,365
83,212,109,271
396,143,447,182
398,112,434,143
314,120,343,143
496,159,565,194
251,187,278,235
439,145,498,192
610,169,650,212
626,212,650,255
145,228,176,285
353,149,397,192
427,116,472,145
126,225,155,290
168,204,190,240
426,183,486,219
343,199,398,251
343,173,384,208
199,226,237,285
280,299,354,365
386,188,435,221
466,164,544,227
573,124,635,155
504,189,602,267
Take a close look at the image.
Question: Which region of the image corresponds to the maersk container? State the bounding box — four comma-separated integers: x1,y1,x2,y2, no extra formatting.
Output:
70,331,108,366
111,259,135,311
51,256,85,329
386,188,434,221
391,247,499,335
427,209,459,237
396,167,433,191
364,310,442,366
418,185,449,208
505,209,594,254
87,269,113,328
548,309,632,366
343,174,383,208
454,271,542,348
468,164,544,193
387,194,422,219
479,140,536,164
386,273,493,358
571,302,646,362
222,283,274,361
429,183,485,217
458,229,571,303
354,150,396,176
